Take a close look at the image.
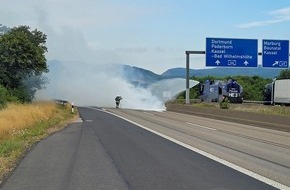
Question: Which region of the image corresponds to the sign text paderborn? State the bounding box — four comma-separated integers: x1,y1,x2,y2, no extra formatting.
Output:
206,38,258,67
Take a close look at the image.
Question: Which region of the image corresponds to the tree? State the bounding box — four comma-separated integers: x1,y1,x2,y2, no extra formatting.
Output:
0,25,48,102
22,75,48,101
235,75,271,101
277,69,290,79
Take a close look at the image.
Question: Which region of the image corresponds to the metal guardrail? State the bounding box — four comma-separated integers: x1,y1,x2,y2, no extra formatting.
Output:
242,100,265,104
167,99,201,104
170,99,269,105
54,99,69,106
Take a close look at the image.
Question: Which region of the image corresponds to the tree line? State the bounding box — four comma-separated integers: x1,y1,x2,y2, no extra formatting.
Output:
0,25,48,109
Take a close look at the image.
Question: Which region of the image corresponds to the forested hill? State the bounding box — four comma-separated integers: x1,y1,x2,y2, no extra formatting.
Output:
121,65,283,82
47,61,284,86
121,64,164,85
162,66,283,79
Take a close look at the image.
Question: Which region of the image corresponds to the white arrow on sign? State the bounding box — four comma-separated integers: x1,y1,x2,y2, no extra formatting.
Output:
273,61,279,66
244,61,249,66
215,60,220,65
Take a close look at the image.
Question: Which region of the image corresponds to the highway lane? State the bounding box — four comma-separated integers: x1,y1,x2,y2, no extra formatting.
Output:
106,107,290,189
79,107,280,189
1,107,288,189
1,116,128,190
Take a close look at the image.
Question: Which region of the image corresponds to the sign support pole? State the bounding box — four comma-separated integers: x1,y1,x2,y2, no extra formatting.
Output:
186,51,190,104
185,51,205,104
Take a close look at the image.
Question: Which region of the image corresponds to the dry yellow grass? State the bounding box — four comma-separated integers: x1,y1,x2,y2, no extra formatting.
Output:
184,101,290,116
230,103,290,115
0,102,58,140
0,101,77,183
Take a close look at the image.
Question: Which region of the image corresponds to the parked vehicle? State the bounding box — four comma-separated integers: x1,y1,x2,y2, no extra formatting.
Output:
263,79,290,106
199,79,243,103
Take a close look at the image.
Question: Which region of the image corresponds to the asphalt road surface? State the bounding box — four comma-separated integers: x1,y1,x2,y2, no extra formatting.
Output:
1,107,289,190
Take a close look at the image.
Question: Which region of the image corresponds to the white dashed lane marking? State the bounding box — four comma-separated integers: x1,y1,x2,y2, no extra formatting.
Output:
186,122,217,131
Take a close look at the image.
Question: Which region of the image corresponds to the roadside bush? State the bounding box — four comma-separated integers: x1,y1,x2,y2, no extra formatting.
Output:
0,85,8,109
0,86,20,109
220,97,230,109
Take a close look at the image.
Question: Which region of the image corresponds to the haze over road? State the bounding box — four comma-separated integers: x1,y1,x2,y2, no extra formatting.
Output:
1,107,289,189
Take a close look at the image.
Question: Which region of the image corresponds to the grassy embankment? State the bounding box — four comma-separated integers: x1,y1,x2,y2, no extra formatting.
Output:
171,100,290,116
228,103,290,115
0,101,78,183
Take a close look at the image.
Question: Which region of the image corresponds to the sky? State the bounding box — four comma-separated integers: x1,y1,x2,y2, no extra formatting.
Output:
2,0,290,74
1,0,290,107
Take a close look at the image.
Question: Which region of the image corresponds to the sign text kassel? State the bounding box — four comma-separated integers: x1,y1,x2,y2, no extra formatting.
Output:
262,39,289,68
206,38,258,67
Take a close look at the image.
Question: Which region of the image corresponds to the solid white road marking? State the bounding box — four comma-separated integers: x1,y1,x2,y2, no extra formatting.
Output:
89,107,290,190
186,122,217,131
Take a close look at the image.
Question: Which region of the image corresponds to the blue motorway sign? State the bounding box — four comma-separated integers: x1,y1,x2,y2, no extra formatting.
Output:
262,39,289,68
206,38,258,67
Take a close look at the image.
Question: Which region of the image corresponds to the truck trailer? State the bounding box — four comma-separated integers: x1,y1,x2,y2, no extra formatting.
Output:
263,79,290,106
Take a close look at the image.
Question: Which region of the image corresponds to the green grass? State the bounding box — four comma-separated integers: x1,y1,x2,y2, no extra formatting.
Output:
0,140,21,157
0,119,57,157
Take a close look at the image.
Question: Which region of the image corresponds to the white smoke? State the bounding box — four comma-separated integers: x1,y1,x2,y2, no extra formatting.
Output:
149,78,199,102
32,3,199,110
36,60,199,110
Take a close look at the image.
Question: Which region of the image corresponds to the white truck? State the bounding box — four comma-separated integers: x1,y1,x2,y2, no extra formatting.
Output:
263,79,290,105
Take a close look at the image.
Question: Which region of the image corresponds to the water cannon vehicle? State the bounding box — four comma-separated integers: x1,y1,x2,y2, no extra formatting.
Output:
199,79,243,103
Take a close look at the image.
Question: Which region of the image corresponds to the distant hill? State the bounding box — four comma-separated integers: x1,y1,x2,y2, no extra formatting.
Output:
47,60,284,89
161,66,283,79
121,65,163,87
46,61,166,88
